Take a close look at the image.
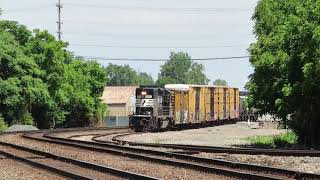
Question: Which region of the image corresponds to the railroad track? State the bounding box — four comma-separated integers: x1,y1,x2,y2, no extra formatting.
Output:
67,130,132,142
0,147,90,180
21,132,320,179
0,126,125,135
0,140,158,180
108,133,320,157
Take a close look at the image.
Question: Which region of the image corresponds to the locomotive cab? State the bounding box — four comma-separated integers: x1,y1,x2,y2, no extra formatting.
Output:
129,87,172,132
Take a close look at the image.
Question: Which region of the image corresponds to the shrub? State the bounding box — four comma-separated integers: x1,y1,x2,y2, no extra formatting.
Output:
0,116,8,132
245,132,298,148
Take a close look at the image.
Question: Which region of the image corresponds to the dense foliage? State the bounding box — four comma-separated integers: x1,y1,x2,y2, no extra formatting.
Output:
105,64,154,86
212,79,228,86
157,52,209,86
247,0,320,148
0,20,107,129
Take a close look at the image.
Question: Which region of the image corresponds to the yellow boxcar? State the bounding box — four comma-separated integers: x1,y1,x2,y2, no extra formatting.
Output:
230,88,235,119
165,84,240,125
218,87,224,120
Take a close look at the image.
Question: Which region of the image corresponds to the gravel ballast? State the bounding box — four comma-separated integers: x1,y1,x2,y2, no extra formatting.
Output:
113,122,320,174
5,125,38,132
197,152,320,174
51,129,129,139
0,134,232,180
0,145,122,180
120,122,286,147
0,157,64,180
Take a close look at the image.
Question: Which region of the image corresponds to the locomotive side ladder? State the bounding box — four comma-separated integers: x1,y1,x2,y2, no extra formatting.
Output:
171,92,175,117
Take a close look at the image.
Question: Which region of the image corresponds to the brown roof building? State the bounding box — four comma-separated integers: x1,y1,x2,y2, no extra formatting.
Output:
101,86,138,126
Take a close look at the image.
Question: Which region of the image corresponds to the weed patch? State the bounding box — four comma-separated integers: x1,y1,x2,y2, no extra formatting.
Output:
245,132,298,148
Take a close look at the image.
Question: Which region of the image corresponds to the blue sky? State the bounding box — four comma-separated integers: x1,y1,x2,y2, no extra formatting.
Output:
1,0,258,89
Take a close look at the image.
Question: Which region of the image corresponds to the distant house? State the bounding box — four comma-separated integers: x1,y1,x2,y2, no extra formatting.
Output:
101,86,138,127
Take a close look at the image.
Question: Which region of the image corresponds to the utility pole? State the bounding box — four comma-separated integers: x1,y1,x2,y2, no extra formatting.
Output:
56,0,63,40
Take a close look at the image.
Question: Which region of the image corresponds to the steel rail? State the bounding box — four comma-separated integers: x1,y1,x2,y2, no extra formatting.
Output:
23,132,320,179
0,141,158,180
0,126,129,136
0,149,93,180
67,130,132,140
91,134,320,179
111,133,320,157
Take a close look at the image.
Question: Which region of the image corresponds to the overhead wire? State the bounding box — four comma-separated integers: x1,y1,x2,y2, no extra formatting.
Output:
69,43,248,49
5,5,54,13
81,56,250,62
63,31,253,38
2,3,252,63
62,19,231,26
3,3,251,14
63,3,250,13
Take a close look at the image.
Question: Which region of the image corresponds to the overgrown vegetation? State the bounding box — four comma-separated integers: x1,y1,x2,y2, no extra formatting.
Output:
247,0,320,148
245,132,298,149
0,20,107,129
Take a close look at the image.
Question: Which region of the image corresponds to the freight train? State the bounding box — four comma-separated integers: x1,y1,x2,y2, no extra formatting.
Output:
129,84,240,132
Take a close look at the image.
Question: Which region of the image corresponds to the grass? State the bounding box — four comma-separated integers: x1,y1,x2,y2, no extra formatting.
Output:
154,138,161,144
245,132,298,149
0,117,8,132
153,137,171,144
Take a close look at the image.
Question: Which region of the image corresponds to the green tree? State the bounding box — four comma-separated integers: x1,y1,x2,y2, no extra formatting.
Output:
0,20,107,129
213,79,228,86
0,20,32,46
0,29,49,126
62,60,107,127
157,52,209,86
105,64,138,86
105,64,154,86
247,0,320,148
136,72,154,85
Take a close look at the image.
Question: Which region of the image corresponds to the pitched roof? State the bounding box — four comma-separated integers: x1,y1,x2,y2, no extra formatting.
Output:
101,86,138,104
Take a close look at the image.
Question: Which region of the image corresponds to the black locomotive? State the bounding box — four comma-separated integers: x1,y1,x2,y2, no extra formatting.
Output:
129,87,173,132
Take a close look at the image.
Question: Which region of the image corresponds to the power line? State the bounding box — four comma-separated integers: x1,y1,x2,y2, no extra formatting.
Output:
69,43,248,49
63,3,250,13
81,56,249,62
62,19,242,27
56,0,63,40
5,5,53,13
63,31,252,38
